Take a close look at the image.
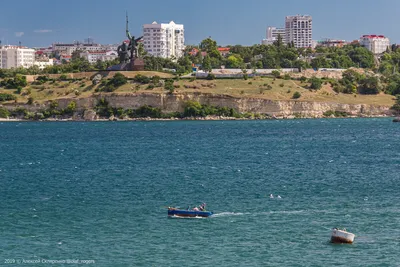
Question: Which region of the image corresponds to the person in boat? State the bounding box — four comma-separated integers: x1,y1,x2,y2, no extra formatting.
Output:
193,207,199,211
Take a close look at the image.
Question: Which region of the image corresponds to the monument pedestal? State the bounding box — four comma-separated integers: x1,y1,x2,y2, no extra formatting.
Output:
107,58,145,71
131,58,145,71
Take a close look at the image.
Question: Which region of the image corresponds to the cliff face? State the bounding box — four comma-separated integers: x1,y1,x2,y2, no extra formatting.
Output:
5,92,390,118
51,93,391,118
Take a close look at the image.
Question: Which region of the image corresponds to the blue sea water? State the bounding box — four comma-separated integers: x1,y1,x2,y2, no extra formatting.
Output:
0,119,399,266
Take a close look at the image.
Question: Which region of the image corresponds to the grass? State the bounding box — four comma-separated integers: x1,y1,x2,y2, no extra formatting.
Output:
0,73,395,107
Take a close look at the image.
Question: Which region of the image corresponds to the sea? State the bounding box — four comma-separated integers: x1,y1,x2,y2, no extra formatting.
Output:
0,119,399,267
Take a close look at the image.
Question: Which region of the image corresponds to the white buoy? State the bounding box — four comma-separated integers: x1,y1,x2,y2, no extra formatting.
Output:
331,228,355,244
270,194,274,199
277,195,282,199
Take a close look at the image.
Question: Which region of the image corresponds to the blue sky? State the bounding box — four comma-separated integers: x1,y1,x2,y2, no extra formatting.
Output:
1,0,399,47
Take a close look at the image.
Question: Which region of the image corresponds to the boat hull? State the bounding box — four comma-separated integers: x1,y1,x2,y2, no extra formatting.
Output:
330,229,355,244
168,209,213,218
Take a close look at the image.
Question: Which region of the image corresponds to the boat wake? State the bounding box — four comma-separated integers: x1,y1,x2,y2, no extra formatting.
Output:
211,212,248,217
168,215,207,219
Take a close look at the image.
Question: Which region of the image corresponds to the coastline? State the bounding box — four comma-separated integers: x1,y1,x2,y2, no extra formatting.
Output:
0,114,392,122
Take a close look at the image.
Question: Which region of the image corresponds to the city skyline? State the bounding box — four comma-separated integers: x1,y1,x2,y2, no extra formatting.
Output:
1,0,399,47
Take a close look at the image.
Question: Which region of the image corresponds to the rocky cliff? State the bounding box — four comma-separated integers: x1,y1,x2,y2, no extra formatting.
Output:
47,92,391,118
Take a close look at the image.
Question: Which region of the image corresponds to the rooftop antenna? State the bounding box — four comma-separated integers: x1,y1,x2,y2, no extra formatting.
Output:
19,41,21,47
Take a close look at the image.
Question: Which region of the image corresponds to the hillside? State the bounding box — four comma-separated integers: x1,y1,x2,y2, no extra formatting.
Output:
0,71,396,119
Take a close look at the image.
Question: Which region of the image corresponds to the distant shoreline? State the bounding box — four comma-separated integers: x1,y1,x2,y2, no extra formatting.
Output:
0,114,392,122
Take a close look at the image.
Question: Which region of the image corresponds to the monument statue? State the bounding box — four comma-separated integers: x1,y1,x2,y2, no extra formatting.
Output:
117,14,143,64
110,13,145,71
117,41,129,63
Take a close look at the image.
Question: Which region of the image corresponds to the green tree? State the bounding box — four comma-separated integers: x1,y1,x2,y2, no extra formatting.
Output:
358,76,380,94
309,77,323,90
14,74,28,88
271,70,281,78
202,55,212,72
177,55,193,73
64,101,77,115
200,38,218,53
226,54,244,68
0,107,10,118
109,73,127,87
137,43,147,57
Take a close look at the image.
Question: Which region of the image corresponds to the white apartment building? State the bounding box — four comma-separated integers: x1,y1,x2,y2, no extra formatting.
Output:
34,58,54,70
267,27,286,43
359,35,390,54
142,21,185,59
285,15,312,48
262,27,286,45
52,43,104,56
0,45,35,69
79,50,118,64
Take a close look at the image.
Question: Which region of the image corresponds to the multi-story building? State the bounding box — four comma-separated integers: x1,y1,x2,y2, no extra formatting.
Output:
285,15,312,48
34,58,54,70
79,50,118,64
261,27,286,45
267,27,286,43
317,39,347,48
0,45,35,69
142,21,185,59
359,35,390,54
52,42,104,56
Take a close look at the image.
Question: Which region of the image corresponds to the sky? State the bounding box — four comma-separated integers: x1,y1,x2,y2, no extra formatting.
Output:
1,0,400,47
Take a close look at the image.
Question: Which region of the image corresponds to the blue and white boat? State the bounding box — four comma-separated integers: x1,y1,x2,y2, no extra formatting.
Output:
167,204,213,218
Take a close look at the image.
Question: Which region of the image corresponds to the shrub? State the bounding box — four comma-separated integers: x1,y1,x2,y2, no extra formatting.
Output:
300,76,307,82
134,105,162,118
109,72,128,87
271,70,280,78
292,91,301,99
248,82,253,85
164,79,174,92
283,74,291,80
323,110,349,117
0,93,17,102
59,74,68,81
206,73,215,80
151,75,160,84
309,77,323,90
279,83,284,87
0,107,10,118
27,97,34,105
63,101,76,115
133,74,151,84
35,75,49,84
146,84,155,90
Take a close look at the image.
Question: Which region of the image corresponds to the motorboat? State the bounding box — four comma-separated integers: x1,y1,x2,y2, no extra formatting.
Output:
331,228,355,244
167,203,213,218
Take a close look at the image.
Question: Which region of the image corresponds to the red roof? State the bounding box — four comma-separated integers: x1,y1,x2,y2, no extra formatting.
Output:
361,35,386,39
218,47,230,52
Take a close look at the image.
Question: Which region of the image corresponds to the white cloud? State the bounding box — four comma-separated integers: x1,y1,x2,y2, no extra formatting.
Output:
15,32,24,37
34,29,52,33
